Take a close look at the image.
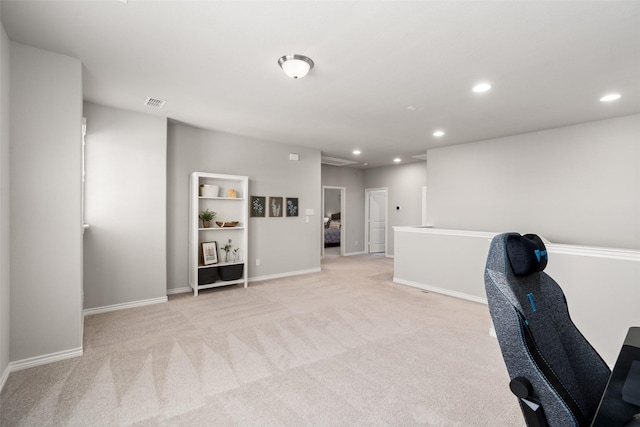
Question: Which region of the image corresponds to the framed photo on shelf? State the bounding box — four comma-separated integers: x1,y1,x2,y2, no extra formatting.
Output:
269,197,283,217
251,196,266,217
201,241,218,265
286,197,299,217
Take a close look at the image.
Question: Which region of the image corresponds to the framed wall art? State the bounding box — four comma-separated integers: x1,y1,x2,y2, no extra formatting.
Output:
201,241,218,265
286,197,299,217
250,196,266,217
269,197,283,217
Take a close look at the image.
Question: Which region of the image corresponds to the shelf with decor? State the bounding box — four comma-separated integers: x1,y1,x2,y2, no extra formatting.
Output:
189,172,249,296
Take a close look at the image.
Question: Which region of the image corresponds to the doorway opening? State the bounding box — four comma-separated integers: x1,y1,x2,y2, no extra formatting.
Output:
365,188,388,255
322,186,345,258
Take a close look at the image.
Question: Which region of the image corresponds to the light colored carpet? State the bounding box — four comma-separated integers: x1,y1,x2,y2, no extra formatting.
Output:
0,254,524,426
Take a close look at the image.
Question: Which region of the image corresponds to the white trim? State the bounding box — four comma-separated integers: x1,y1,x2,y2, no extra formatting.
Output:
343,250,366,256
393,277,488,305
393,226,499,239
0,364,9,392
8,346,83,374
322,186,346,258
249,267,321,283
83,296,167,316
391,227,640,262
546,244,640,261
166,286,191,295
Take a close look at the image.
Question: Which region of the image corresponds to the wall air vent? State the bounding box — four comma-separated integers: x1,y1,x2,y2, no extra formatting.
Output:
144,97,167,108
321,156,358,167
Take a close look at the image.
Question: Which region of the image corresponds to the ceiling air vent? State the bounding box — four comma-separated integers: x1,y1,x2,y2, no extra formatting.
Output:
144,97,166,108
321,156,358,167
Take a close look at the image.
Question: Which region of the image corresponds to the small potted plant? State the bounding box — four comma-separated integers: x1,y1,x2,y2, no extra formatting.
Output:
199,209,216,228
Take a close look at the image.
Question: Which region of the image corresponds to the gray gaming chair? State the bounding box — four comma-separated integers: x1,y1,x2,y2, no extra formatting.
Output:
484,233,611,427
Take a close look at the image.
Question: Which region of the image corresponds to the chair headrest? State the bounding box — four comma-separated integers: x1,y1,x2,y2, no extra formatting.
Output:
505,233,548,277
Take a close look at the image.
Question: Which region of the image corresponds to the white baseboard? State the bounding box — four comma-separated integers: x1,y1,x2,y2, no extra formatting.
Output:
0,363,9,392
343,251,366,256
166,286,191,295
9,346,83,374
393,277,488,305
83,296,168,316
0,346,83,393
249,267,321,283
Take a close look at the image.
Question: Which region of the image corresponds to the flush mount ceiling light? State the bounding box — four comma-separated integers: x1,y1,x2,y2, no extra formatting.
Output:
394,158,402,163
433,130,445,137
278,54,314,79
472,82,492,93
353,149,361,155
600,93,621,102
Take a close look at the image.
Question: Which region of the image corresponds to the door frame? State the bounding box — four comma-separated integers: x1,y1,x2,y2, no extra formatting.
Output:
321,186,346,259
364,187,388,255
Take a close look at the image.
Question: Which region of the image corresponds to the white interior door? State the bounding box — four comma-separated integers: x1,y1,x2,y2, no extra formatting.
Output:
368,189,387,253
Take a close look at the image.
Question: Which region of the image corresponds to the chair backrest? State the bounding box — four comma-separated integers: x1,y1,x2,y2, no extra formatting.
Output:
484,232,610,426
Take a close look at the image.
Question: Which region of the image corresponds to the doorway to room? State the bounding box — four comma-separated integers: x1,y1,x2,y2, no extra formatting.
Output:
322,186,345,258
365,188,387,254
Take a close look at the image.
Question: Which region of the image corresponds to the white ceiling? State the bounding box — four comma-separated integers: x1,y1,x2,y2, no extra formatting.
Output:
2,1,639,168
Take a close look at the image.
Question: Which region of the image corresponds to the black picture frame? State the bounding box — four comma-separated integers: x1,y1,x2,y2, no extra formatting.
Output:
250,196,266,217
286,197,299,217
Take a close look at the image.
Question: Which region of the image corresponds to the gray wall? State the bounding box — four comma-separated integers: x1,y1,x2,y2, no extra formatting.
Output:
167,123,321,291
323,188,341,218
321,165,365,255
83,102,168,309
364,161,427,255
10,43,83,361
426,114,640,249
0,13,10,380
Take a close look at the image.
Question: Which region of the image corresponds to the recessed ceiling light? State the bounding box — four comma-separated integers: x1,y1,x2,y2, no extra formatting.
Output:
600,93,621,102
353,150,361,155
394,158,401,163
472,82,492,93
406,106,418,111
433,130,445,137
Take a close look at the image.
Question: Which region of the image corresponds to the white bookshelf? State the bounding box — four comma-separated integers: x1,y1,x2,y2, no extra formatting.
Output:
189,172,249,295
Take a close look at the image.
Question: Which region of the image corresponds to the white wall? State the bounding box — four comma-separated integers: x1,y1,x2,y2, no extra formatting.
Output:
393,227,640,366
83,102,167,310
426,115,640,249
321,165,365,255
167,123,321,292
10,42,83,361
0,11,11,384
364,161,427,255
